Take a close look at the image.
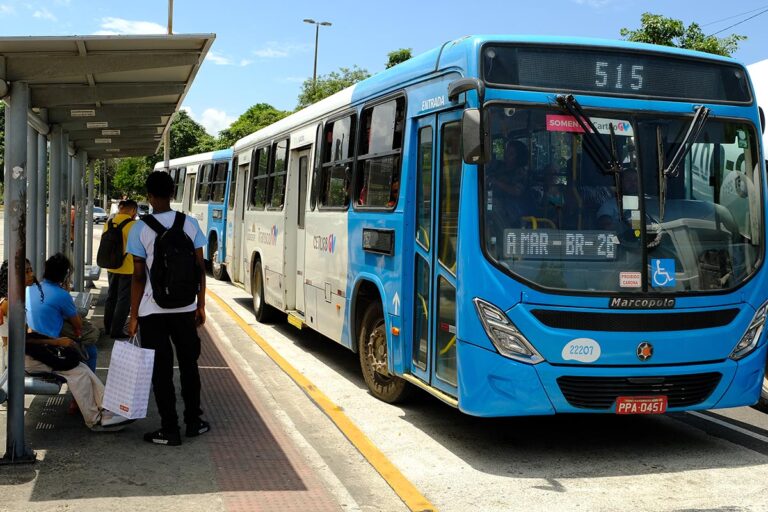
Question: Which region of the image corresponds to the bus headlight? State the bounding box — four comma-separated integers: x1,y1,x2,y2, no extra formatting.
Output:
474,298,544,364
730,301,768,361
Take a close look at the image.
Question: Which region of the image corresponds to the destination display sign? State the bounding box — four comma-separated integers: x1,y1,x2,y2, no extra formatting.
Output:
502,229,618,261
483,44,751,103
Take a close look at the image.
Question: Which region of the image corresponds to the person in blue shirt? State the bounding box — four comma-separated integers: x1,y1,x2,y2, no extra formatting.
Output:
126,171,209,446
26,253,99,373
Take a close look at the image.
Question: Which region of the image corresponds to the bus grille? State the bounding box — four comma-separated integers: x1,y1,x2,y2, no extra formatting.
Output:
556,373,722,410
531,309,738,332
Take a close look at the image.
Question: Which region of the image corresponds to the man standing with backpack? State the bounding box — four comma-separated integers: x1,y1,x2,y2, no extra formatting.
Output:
99,199,137,338
126,172,209,446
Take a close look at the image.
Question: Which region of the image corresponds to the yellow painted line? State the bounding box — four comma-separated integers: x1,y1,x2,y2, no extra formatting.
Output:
207,289,436,512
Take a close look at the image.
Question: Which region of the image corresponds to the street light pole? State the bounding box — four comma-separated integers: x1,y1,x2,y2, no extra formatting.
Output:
303,19,332,94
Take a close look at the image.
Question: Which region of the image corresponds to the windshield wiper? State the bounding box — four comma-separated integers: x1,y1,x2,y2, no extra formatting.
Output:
556,94,624,217
648,105,711,248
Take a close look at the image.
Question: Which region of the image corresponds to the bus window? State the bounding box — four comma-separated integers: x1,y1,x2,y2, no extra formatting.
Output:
319,114,356,208
249,147,270,209
436,276,457,386
310,123,323,211
355,97,405,208
197,163,212,202
416,126,433,249
268,139,289,209
228,157,239,209
209,162,228,203
175,167,186,202
438,122,462,273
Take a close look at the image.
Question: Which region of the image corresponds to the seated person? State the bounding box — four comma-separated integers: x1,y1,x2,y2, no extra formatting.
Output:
25,253,100,373
0,259,130,431
489,139,528,181
533,166,580,230
596,170,639,231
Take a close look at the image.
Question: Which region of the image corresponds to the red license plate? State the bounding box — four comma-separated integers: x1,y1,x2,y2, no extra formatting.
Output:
615,396,667,415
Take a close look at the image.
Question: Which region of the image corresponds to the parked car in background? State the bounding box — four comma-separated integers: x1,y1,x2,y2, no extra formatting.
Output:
93,206,107,224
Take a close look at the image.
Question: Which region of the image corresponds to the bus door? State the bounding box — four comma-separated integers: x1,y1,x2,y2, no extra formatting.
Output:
295,151,310,314
227,156,249,284
410,111,461,397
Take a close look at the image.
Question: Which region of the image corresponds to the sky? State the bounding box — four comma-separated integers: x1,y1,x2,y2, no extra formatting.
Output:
2,0,768,135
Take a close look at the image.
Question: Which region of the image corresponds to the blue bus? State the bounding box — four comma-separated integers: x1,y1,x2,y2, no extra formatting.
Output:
223,35,768,416
155,148,234,280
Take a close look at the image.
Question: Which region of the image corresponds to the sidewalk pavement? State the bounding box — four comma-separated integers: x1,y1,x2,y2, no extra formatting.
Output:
0,278,346,512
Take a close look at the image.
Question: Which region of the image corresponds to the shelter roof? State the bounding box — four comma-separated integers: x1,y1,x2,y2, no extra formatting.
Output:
0,34,214,158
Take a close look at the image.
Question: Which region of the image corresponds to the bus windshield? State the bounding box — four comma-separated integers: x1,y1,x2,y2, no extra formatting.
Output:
483,105,762,294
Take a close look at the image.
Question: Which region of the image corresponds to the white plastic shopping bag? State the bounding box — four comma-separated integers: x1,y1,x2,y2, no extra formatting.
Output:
103,334,155,419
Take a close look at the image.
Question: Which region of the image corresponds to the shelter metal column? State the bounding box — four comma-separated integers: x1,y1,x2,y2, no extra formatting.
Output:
2,81,35,463
86,161,94,266
36,132,47,273
60,133,70,255
26,125,37,270
48,126,62,259
73,151,85,292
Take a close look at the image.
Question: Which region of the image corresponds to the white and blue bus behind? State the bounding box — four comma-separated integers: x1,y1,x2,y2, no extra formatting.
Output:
226,35,768,416
153,148,234,280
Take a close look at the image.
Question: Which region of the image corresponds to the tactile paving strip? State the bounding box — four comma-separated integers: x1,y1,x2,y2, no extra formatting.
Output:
198,327,342,512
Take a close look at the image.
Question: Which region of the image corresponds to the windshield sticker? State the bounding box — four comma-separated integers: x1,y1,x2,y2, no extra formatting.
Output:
620,272,642,288
562,338,601,363
546,115,634,136
651,259,676,288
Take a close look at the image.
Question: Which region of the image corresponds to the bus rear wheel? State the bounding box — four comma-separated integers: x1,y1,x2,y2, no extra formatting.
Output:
752,359,768,413
358,301,410,403
252,261,278,323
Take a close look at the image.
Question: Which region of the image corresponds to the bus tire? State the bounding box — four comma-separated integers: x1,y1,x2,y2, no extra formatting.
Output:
252,261,278,323
752,360,768,413
211,240,229,281
358,301,410,403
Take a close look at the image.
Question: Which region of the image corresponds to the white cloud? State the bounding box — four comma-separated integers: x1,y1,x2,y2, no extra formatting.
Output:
239,59,253,67
253,42,309,59
33,7,56,21
205,50,232,66
93,17,165,35
0,4,15,15
200,108,235,135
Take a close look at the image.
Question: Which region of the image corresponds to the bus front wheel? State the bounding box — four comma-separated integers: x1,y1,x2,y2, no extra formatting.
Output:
211,241,228,281
252,261,278,323
358,301,410,403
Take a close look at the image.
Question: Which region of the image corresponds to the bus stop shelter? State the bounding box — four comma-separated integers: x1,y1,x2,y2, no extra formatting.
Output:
0,34,214,462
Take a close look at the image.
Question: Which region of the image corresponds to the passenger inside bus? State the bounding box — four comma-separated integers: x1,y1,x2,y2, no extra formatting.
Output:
596,170,639,230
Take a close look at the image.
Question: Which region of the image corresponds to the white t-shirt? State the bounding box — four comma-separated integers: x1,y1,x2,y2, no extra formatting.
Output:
126,211,207,317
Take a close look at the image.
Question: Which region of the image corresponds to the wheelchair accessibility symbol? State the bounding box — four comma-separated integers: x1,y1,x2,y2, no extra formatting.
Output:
651,259,676,288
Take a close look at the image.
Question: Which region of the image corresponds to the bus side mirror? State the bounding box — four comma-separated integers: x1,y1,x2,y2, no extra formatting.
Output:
461,108,489,165
760,107,765,135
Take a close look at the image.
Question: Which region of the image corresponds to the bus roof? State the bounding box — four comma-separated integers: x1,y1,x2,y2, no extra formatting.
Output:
233,35,745,153
152,147,233,170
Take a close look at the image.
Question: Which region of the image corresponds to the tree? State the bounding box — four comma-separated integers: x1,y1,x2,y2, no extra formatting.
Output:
386,48,413,69
216,103,290,149
112,156,151,199
296,65,371,109
620,13,746,56
145,109,215,169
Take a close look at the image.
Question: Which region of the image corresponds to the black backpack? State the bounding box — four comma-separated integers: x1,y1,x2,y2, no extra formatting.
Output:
143,212,200,309
96,217,133,269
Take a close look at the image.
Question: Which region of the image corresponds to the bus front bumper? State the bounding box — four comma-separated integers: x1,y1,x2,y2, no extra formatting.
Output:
457,340,766,417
